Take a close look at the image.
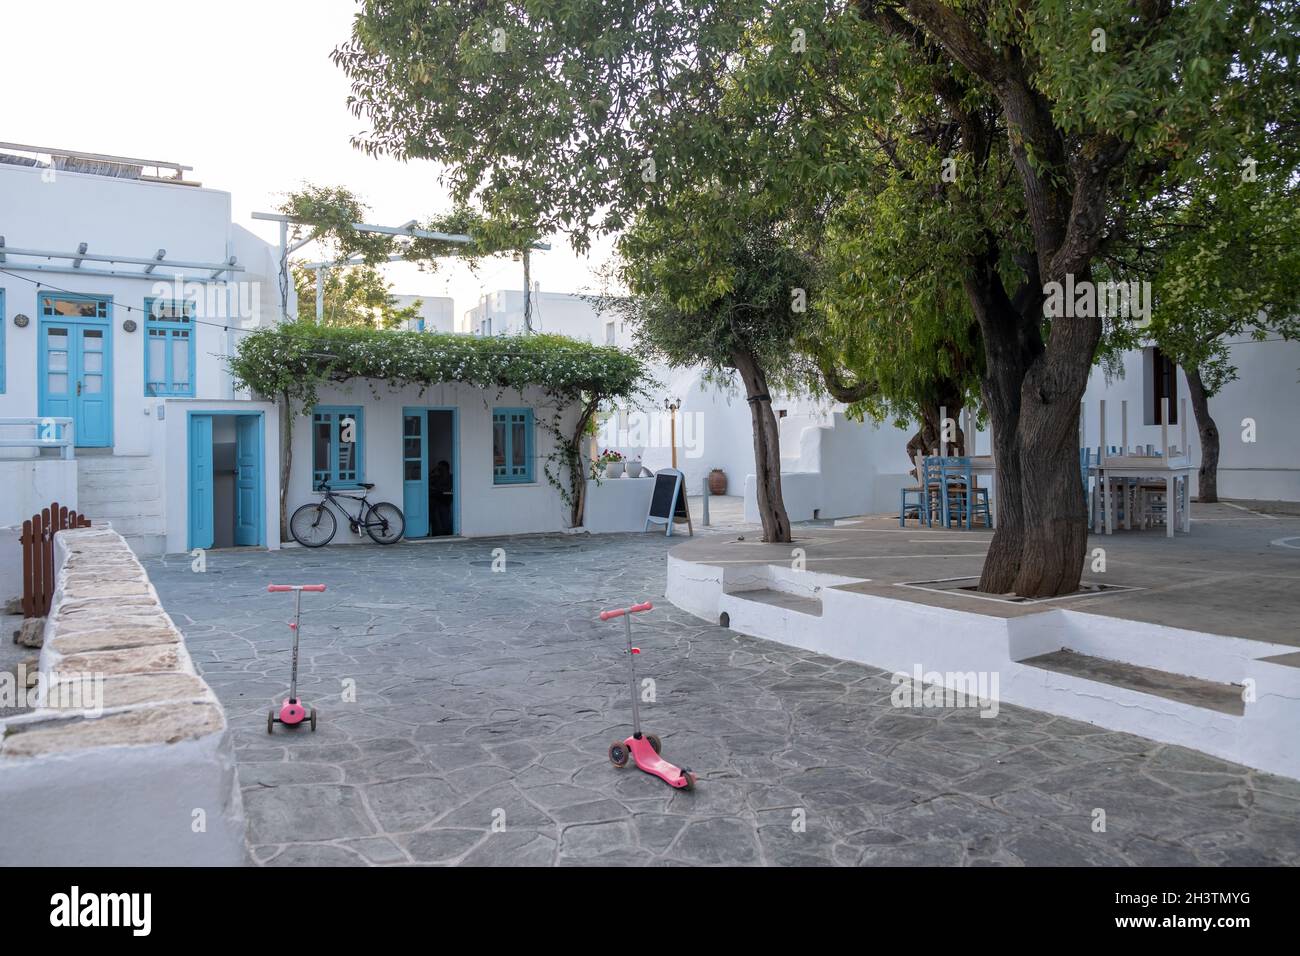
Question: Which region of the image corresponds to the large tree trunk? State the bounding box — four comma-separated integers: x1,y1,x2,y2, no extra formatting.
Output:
1008,317,1099,597
1183,364,1220,503
733,350,792,543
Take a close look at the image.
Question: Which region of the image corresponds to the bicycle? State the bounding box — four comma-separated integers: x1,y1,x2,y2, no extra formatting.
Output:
289,481,406,547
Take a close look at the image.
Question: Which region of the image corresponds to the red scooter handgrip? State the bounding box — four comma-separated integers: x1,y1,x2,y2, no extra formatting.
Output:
599,601,653,621
301,585,327,592
267,585,292,592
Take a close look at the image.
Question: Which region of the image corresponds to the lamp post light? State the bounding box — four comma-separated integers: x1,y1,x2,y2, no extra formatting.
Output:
664,397,681,469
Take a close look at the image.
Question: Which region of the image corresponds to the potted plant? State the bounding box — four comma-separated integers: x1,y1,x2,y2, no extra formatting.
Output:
597,448,624,478
625,453,643,478
708,468,727,495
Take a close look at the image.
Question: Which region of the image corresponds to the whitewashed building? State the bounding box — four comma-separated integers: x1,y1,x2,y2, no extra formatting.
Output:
0,146,654,570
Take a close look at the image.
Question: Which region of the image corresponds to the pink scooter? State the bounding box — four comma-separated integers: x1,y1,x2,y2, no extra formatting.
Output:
600,601,696,790
266,584,325,733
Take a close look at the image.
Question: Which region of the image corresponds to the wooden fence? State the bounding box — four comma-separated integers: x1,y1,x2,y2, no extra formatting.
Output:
20,501,90,618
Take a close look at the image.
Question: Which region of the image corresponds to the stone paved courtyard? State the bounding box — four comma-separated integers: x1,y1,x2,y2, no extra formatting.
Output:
144,532,1300,866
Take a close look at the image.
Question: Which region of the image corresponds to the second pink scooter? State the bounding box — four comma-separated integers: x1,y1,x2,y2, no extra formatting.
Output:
600,601,696,790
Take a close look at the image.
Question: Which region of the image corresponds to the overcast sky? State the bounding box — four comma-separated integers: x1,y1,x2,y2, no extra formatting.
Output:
3,0,618,321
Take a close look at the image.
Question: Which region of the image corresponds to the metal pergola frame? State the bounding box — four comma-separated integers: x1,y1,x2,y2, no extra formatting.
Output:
251,211,550,326
0,236,243,284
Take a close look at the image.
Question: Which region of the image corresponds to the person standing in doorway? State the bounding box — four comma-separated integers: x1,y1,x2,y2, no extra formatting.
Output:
431,459,454,535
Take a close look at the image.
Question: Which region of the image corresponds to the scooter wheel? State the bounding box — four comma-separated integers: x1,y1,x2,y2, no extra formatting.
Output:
608,742,629,768
310,708,318,732
682,771,697,791
267,710,275,734
646,734,662,755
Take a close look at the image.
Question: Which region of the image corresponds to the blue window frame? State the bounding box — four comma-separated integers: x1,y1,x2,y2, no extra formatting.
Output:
492,407,534,484
312,406,364,489
0,288,5,393
144,298,196,396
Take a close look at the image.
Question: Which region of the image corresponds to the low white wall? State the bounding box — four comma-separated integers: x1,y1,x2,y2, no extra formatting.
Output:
583,476,655,532
743,412,915,523
0,458,78,529
667,553,1300,780
0,527,245,865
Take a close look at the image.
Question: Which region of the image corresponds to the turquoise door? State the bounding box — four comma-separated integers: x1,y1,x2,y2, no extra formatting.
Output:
39,320,113,446
402,409,429,537
234,415,262,546
188,415,214,549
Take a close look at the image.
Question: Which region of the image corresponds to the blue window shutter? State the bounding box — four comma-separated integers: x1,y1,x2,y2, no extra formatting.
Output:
312,406,364,488
492,407,534,484
143,298,196,397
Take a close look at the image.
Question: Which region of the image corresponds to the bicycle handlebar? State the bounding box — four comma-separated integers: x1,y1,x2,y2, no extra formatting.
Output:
599,601,653,621
268,584,327,592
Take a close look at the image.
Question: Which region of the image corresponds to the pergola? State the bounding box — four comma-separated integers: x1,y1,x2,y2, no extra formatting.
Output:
250,211,551,326
0,237,243,284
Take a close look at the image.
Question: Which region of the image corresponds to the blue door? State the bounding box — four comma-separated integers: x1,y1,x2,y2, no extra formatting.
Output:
188,415,214,549
39,320,113,446
402,409,429,538
234,415,262,546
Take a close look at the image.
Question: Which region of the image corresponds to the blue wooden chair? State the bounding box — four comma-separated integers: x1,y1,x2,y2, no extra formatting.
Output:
899,455,940,527
932,456,993,529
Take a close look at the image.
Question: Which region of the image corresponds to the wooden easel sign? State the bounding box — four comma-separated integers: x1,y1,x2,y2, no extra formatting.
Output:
645,468,693,537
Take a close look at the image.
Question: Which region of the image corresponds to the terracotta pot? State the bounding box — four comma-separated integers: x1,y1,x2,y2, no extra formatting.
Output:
708,468,727,496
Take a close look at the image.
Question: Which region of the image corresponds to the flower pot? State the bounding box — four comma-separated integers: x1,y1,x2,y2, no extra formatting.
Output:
605,461,624,478
708,468,727,496
625,458,642,478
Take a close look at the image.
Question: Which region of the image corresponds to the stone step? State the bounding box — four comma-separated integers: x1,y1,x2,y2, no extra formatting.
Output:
1021,649,1245,716
78,483,163,506
727,587,823,617
94,515,166,537
76,455,156,473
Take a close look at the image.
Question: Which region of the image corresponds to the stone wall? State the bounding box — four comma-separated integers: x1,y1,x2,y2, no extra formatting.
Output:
0,527,245,865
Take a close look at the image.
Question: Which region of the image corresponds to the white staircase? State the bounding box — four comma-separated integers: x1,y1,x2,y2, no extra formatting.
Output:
76,454,166,556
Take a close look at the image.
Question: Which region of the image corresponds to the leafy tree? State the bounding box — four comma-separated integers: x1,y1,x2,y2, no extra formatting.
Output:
292,263,422,329
333,0,1293,595
599,189,822,542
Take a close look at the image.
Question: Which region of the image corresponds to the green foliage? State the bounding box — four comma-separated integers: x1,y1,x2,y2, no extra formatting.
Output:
291,263,421,329
601,188,821,391
228,323,645,413
228,323,649,522
279,183,540,272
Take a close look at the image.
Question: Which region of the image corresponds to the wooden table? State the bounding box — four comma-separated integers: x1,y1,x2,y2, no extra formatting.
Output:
1093,457,1193,538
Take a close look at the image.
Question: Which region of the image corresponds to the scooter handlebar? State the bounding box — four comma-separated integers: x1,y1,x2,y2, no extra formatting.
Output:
267,584,328,592
599,601,653,621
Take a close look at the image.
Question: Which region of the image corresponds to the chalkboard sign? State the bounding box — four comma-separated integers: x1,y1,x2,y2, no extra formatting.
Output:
645,468,692,536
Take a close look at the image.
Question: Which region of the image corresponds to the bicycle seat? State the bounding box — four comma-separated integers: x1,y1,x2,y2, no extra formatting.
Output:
359,482,376,490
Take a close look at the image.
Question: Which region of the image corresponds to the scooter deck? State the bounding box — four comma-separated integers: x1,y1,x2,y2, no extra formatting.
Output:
625,735,692,789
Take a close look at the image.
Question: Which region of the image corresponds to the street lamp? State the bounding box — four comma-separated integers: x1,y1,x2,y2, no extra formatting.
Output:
664,397,681,469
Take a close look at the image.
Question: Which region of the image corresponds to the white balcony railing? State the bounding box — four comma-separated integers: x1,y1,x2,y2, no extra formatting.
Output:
0,418,76,460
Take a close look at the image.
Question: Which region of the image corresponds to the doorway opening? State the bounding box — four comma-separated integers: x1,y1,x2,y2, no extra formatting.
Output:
188,412,263,550
402,407,459,538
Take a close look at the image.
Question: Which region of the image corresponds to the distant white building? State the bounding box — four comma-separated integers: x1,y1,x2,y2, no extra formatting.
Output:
463,285,625,344
393,293,454,334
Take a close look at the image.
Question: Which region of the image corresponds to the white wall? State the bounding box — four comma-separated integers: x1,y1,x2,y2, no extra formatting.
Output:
394,294,455,333
1081,336,1300,501
0,163,285,451
285,381,579,542
160,398,281,554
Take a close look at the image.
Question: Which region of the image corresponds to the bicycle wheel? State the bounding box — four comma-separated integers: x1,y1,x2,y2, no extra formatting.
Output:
366,502,406,544
290,502,337,548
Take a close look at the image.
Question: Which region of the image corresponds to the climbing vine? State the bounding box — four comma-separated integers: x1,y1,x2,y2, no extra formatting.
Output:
226,324,650,532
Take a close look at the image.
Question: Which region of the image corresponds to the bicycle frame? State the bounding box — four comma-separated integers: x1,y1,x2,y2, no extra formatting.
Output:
314,488,384,531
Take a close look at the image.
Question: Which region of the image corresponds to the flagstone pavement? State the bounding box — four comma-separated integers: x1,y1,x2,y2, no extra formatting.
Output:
143,531,1300,867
